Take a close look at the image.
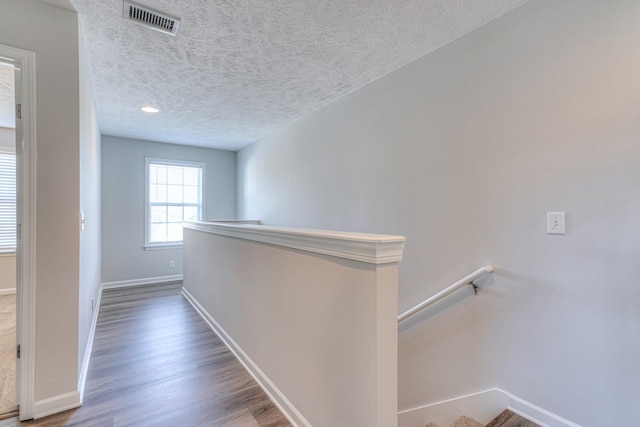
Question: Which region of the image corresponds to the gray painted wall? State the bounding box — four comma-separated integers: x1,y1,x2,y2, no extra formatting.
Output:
78,29,101,378
183,226,399,427
0,0,81,402
237,0,640,425
101,136,236,283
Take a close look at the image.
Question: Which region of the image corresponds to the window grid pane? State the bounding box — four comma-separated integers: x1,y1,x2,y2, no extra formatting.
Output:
0,153,16,251
148,161,202,244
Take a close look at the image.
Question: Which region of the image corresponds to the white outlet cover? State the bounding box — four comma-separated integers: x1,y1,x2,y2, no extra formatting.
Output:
547,212,565,235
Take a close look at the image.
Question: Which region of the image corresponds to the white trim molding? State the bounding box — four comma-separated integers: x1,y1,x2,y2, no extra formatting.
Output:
183,221,405,264
182,288,312,427
398,389,508,426
33,391,81,420
0,288,16,295
142,243,182,251
504,390,582,427
0,43,38,422
144,157,206,249
101,274,183,289
398,388,582,427
78,286,102,401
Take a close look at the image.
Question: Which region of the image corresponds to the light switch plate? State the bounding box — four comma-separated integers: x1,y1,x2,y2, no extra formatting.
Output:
547,212,565,235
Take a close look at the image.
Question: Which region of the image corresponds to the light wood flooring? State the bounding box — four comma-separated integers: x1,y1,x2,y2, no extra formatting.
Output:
5,283,290,427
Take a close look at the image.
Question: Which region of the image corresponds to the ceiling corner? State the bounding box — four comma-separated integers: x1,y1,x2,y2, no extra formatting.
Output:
37,0,76,12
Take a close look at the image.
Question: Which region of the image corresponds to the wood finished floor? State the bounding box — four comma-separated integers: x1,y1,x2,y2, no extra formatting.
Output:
9,283,291,427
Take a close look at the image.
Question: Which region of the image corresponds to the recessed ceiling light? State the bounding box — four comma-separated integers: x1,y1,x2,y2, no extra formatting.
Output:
141,106,159,113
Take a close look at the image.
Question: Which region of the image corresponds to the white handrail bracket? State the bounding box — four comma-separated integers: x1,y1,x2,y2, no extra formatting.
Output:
398,266,494,324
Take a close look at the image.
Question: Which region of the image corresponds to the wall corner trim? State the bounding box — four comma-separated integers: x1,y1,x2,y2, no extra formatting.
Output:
184,221,405,264
182,288,312,427
33,391,81,420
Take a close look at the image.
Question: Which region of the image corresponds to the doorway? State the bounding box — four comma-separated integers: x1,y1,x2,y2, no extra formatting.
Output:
0,44,36,422
0,58,18,420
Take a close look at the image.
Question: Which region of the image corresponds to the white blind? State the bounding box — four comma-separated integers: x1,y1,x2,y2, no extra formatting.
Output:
0,152,16,251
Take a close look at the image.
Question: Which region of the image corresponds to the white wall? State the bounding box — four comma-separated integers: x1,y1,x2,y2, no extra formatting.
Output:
77,29,101,378
237,0,640,425
0,0,81,403
101,136,236,283
183,223,400,427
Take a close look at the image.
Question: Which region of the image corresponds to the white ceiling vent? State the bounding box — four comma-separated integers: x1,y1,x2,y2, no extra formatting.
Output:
123,1,180,36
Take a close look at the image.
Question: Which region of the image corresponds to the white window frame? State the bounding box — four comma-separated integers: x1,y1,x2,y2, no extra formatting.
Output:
0,149,16,254
144,157,205,250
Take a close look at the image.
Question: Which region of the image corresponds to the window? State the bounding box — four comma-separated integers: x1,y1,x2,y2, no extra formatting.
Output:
0,152,16,252
145,158,204,248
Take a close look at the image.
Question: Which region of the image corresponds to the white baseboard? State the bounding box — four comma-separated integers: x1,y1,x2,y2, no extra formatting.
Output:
101,274,183,289
181,288,311,427
503,390,582,427
398,388,581,427
398,389,508,426
0,288,15,295
33,391,81,420
78,286,102,401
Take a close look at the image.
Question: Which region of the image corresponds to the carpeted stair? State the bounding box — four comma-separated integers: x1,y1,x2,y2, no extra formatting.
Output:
425,410,540,427
0,294,18,418
425,415,483,427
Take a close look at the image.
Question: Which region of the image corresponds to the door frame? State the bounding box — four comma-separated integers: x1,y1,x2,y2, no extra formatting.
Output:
0,43,37,421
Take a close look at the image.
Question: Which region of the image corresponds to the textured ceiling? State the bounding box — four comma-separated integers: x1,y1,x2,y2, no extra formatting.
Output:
66,0,530,150
0,64,15,129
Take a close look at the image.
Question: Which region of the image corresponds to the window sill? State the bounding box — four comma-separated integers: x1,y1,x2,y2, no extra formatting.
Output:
143,243,183,251
0,251,16,257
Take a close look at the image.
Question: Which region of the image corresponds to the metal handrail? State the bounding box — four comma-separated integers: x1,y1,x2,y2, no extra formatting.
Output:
397,265,494,323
